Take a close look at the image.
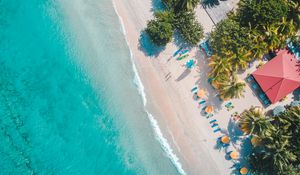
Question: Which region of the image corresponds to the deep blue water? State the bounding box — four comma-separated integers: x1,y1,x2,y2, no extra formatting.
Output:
0,0,180,174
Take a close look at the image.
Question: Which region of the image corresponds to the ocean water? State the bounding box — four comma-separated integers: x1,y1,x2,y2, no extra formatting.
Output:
0,0,182,174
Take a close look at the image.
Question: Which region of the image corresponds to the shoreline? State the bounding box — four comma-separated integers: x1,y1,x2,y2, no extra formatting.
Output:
113,0,233,174
112,2,186,174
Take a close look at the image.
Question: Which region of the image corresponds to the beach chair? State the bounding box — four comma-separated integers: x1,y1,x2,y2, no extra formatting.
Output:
191,86,198,92
209,119,217,124
206,114,214,118
211,123,219,128
173,47,183,57
225,102,232,108
198,100,206,105
213,128,221,133
177,54,189,60
179,49,189,55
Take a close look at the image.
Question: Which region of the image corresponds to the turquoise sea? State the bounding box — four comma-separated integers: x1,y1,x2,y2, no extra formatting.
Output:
0,0,182,174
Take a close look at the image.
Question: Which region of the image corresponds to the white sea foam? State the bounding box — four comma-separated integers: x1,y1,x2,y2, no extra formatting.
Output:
112,2,186,175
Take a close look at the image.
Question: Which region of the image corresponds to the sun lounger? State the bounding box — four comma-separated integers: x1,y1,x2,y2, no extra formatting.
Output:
206,114,214,118
209,119,217,124
225,102,232,108
191,86,198,92
177,54,189,60
173,47,183,57
211,123,219,128
198,100,206,105
179,49,189,55
213,128,221,133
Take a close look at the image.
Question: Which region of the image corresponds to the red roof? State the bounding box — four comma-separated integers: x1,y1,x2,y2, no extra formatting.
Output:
252,50,300,104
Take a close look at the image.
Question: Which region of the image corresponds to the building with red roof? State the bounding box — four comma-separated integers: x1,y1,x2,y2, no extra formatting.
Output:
252,49,300,104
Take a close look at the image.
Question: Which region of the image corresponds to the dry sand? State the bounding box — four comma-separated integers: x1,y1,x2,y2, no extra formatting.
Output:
113,1,234,174
113,0,295,174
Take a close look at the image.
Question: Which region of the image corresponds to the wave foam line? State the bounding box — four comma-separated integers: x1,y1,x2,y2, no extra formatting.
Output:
112,2,186,175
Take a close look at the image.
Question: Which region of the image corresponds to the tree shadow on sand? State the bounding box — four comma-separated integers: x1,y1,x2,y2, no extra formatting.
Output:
173,31,193,49
151,0,166,12
227,119,244,143
201,0,222,9
194,50,223,110
201,0,220,9
138,30,166,57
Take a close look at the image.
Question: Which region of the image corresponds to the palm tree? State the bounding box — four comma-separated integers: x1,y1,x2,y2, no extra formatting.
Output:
239,107,274,136
263,130,297,173
229,47,252,71
175,0,199,12
208,55,231,78
218,75,246,99
250,30,268,59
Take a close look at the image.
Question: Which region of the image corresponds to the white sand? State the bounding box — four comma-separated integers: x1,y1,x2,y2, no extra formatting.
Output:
113,0,294,174
113,1,233,174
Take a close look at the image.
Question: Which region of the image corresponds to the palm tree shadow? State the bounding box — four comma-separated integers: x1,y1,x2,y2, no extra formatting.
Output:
173,31,193,49
194,50,223,110
176,68,191,81
293,87,300,101
201,0,221,9
138,30,166,57
227,119,244,144
151,0,166,12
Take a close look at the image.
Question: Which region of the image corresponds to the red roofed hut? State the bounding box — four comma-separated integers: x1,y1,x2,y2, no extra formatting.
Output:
252,49,300,104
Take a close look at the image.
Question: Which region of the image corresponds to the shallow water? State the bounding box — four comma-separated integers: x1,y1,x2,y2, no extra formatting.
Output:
0,0,180,174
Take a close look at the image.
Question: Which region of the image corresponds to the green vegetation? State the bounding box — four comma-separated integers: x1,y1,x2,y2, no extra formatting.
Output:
146,11,174,46
174,11,204,46
240,106,300,174
208,0,300,100
237,0,288,29
145,0,204,46
218,75,246,100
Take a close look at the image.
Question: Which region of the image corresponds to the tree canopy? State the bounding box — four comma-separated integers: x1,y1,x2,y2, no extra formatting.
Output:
175,11,204,46
237,0,289,29
146,11,174,46
243,106,300,175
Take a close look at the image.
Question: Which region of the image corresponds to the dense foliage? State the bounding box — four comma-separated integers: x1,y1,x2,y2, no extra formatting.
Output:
146,11,174,46
175,11,204,46
237,0,289,29
240,106,300,175
146,0,203,46
207,0,300,100
162,0,199,12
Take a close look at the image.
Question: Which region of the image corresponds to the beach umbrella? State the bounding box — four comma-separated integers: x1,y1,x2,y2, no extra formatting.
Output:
205,106,213,113
221,136,230,144
230,151,239,160
197,89,206,98
240,167,248,175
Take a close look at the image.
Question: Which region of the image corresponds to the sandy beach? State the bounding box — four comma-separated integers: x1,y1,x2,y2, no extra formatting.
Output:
113,1,234,174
